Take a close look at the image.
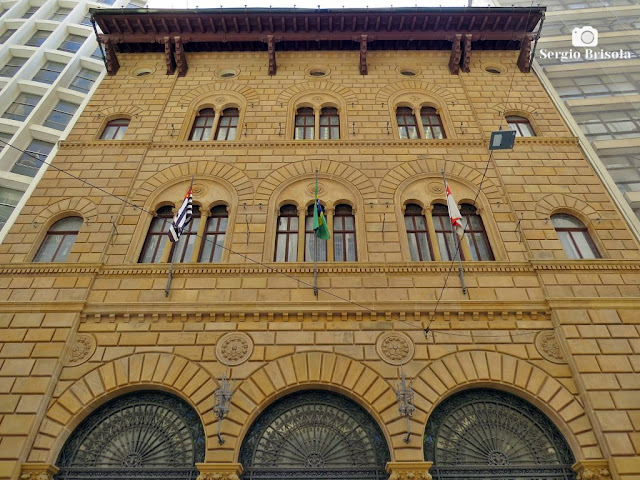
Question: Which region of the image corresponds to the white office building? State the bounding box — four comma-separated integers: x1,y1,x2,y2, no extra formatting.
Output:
0,0,145,241
492,0,640,238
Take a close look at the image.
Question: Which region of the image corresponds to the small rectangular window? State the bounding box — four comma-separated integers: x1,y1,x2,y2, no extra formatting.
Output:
25,30,51,47
68,68,99,93
44,100,78,131
0,186,23,229
80,14,92,26
0,29,17,44
10,139,54,177
49,7,72,21
58,34,86,53
2,93,42,121
0,131,14,152
22,5,39,18
90,47,102,60
32,60,66,84
0,56,28,77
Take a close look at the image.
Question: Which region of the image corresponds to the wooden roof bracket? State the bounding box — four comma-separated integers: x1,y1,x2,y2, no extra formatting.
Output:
359,34,368,75
104,39,120,75
164,36,176,75
448,34,462,74
517,33,534,73
461,34,472,73
174,36,188,76
267,34,277,75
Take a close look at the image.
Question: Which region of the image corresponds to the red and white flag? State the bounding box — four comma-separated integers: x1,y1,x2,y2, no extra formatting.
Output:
445,183,465,236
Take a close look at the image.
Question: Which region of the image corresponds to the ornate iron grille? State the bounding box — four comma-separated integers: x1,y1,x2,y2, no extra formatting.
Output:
56,391,205,480
240,390,390,480
424,389,576,480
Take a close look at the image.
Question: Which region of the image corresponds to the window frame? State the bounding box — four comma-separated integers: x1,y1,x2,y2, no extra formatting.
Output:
396,106,420,139
432,203,463,261
215,107,239,141
198,205,228,262
168,205,200,263
274,204,299,262
25,29,51,47
420,106,446,139
319,106,340,140
11,139,54,177
304,203,327,262
506,115,536,137
138,206,173,263
294,107,315,140
32,60,66,84
100,118,130,140
189,108,215,141
460,204,494,261
33,216,82,262
58,33,86,53
44,100,79,131
333,204,357,262
404,203,434,261
68,68,100,93
3,92,43,122
551,213,601,259
0,56,28,77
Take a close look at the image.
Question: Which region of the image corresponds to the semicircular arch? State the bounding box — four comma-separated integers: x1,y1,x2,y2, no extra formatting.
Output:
277,81,358,105
29,352,216,466
34,197,98,226
178,82,260,106
376,81,457,106
413,350,597,463
535,193,600,222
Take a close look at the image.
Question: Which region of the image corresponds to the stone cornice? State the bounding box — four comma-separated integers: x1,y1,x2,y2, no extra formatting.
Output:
0,301,86,313
547,297,640,309
57,137,578,150
2,260,640,276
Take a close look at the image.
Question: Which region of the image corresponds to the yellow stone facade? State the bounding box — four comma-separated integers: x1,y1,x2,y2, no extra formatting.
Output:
0,38,639,480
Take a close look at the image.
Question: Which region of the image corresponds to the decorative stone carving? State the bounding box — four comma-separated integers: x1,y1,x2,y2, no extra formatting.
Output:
67,333,97,367
196,462,243,480
191,183,207,196
312,95,324,102
306,182,326,196
427,182,444,194
573,460,611,480
376,332,414,366
215,96,228,104
386,461,433,480
535,330,565,364
20,464,59,480
216,332,253,366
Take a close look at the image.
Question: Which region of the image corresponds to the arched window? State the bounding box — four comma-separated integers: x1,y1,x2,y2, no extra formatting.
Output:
34,216,82,262
404,203,433,261
240,390,390,480
199,205,228,262
139,206,173,263
334,204,356,261
396,107,419,139
100,118,129,140
215,107,239,140
169,205,200,263
56,391,205,480
552,213,601,259
432,204,461,261
420,106,446,139
294,107,315,140
506,115,535,137
305,203,327,262
319,107,340,139
189,108,215,141
275,204,298,262
425,389,576,480
461,204,494,260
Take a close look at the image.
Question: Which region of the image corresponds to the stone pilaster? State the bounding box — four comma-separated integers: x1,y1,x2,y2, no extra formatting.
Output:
386,461,433,480
20,464,59,480
573,460,612,480
196,463,243,480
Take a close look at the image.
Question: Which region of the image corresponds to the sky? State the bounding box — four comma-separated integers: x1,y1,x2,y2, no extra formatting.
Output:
146,0,490,11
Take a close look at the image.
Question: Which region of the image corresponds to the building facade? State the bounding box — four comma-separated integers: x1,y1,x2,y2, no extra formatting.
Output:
0,0,145,242
0,7,639,480
492,0,640,238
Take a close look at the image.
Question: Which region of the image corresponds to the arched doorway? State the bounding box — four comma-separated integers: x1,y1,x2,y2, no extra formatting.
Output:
240,390,390,480
424,388,576,480
56,390,205,480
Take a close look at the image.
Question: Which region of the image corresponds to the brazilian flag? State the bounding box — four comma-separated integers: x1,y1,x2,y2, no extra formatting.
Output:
313,178,331,240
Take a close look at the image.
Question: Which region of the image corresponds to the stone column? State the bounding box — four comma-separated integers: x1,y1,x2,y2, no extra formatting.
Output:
386,461,433,480
573,460,612,480
20,463,59,480
196,463,243,480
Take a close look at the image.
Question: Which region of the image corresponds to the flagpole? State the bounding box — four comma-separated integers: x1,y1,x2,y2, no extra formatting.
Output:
165,176,194,297
313,170,319,297
441,171,467,295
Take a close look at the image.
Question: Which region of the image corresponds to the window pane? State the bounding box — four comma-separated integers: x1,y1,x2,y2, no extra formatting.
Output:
34,234,62,261
3,93,42,121
11,139,54,176
0,29,17,44
557,231,580,259
573,232,599,259
26,30,50,47
0,56,27,77
0,186,23,229
32,61,66,84
69,68,99,93
44,100,78,130
59,34,86,53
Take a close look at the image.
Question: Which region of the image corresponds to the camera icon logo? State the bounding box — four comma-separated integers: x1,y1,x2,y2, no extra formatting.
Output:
572,26,598,47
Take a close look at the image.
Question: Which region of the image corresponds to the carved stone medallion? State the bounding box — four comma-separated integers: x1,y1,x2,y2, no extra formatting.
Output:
216,332,253,366
306,182,326,196
535,330,565,364
428,182,445,194
191,183,207,197
67,333,97,367
215,96,228,104
376,332,414,366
